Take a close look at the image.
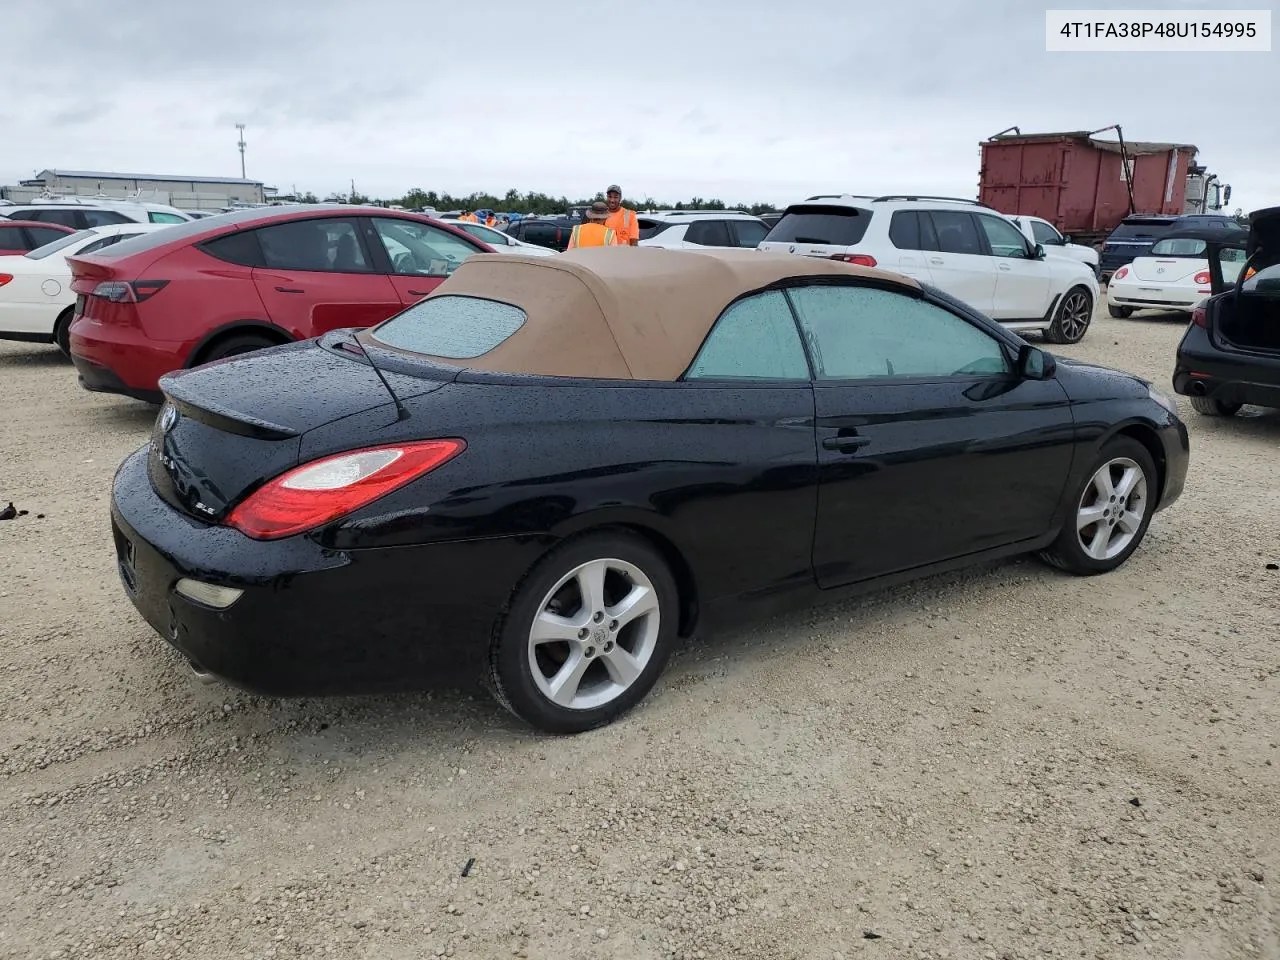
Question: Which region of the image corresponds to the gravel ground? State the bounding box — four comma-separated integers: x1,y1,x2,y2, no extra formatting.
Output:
1,303,1278,960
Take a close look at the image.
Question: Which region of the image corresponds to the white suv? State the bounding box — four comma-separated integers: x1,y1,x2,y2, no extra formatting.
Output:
1,198,192,230
1007,215,1100,279
758,195,1100,343
638,211,771,250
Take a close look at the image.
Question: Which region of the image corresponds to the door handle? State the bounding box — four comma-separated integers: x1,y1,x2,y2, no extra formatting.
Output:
822,435,871,452
929,257,944,265
274,286,304,294
407,289,433,297
998,263,1011,271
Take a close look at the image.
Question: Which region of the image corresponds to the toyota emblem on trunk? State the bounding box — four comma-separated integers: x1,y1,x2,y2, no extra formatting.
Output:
160,404,178,432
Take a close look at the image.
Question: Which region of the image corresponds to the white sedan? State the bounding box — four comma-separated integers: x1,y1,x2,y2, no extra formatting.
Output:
448,220,557,256
0,223,169,356
1106,235,1248,318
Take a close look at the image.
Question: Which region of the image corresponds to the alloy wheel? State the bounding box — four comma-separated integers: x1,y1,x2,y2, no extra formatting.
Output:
526,557,661,711
1060,292,1092,341
1076,457,1148,561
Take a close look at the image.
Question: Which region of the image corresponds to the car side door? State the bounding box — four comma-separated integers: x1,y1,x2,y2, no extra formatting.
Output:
250,217,401,337
785,281,1076,587
921,210,997,314
976,212,1054,320
366,217,487,304
886,210,936,283
674,289,820,601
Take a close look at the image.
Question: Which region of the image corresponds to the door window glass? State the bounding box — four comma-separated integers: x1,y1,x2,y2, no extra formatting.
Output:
81,210,134,227
731,219,768,248
1030,220,1061,245
257,218,372,273
371,218,480,277
685,220,732,247
686,290,810,380
977,214,1031,258
928,211,983,255
888,211,921,250
787,285,1011,381
27,226,71,247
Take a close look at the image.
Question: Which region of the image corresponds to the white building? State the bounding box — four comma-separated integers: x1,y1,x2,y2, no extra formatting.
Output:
1,169,274,211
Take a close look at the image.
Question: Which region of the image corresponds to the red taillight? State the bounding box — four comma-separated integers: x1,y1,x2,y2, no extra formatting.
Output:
225,439,466,540
1191,306,1207,327
830,254,877,267
1114,266,1129,280
0,274,12,287
90,279,169,303
1193,271,1211,286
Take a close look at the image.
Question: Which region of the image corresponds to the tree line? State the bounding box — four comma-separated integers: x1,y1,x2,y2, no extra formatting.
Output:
283,187,779,216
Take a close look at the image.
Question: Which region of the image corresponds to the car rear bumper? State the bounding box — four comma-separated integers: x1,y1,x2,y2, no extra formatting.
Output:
1173,328,1280,409
69,318,182,402
1106,280,1200,311
109,447,546,696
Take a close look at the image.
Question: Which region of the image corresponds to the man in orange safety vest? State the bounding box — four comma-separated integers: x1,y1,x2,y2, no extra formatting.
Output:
604,184,639,246
565,201,621,249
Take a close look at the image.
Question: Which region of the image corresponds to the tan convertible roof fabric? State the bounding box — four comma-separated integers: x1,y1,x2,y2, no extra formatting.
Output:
415,247,920,381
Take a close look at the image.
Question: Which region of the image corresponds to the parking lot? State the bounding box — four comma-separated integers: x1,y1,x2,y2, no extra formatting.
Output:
1,305,1278,960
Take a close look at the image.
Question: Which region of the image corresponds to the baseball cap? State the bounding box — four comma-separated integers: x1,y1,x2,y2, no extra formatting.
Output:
607,184,622,194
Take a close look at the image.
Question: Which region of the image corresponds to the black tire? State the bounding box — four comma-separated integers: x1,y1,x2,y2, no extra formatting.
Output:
1108,305,1133,319
1045,286,1093,344
487,531,679,734
53,307,75,359
1038,436,1158,576
196,333,280,366
1190,396,1242,417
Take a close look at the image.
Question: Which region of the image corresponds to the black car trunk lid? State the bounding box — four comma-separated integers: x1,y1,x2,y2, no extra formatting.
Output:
149,334,452,522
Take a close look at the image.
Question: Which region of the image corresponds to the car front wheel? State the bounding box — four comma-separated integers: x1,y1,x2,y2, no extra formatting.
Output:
487,531,678,733
1046,287,1093,343
1039,437,1158,575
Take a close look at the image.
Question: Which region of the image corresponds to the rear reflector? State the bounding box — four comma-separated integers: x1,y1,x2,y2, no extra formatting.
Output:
1114,267,1129,280
1191,306,1207,328
1193,271,1211,285
225,439,466,540
830,254,878,267
0,274,11,287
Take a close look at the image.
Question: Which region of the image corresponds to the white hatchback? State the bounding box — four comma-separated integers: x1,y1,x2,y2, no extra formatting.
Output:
1106,233,1250,317
758,195,1100,343
0,224,171,356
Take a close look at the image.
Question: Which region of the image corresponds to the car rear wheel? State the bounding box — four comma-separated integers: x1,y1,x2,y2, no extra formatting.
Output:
1108,305,1133,318
487,532,678,734
1038,437,1157,575
1189,396,1242,417
197,333,282,366
1045,287,1093,343
53,307,74,359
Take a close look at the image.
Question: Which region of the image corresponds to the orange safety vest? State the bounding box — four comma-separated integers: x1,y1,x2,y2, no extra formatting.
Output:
459,213,478,222
566,223,618,249
604,207,638,244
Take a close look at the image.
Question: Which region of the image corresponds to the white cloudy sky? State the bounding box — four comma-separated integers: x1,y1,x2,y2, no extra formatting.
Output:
4,0,1277,209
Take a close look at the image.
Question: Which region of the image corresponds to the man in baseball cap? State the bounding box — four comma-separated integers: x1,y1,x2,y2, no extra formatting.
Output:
604,184,639,246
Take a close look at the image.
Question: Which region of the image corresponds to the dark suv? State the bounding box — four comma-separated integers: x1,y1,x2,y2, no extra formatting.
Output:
1099,215,1180,280
504,216,579,252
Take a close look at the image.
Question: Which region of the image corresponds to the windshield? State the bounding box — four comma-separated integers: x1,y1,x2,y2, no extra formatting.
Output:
25,229,96,259
1149,238,1207,257
765,205,872,245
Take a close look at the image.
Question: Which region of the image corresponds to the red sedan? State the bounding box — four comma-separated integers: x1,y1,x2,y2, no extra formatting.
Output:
67,205,492,401
0,219,76,255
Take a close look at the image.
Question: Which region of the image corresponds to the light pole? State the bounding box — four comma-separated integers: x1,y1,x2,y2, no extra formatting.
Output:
236,124,246,180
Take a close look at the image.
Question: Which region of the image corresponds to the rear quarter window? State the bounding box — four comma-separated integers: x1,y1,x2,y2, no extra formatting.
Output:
638,219,674,240
372,295,526,358
765,205,872,246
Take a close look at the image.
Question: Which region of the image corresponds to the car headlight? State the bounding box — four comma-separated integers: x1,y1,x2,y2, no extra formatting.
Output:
1148,384,1179,416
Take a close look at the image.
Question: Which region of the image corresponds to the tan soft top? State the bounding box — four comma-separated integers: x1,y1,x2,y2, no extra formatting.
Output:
401,247,920,381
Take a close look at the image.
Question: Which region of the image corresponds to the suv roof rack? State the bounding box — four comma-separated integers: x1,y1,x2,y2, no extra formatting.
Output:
804,194,877,201
872,195,989,206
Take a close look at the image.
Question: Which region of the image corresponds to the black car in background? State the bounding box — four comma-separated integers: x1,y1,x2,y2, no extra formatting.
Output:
1173,206,1280,416
1099,215,1179,279
110,248,1189,733
504,215,579,252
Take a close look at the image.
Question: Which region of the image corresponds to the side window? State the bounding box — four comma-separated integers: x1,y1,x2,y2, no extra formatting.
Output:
201,230,266,267
81,210,133,227
731,220,768,248
257,218,372,273
1218,246,1248,283
787,284,1011,381
928,211,983,256
976,214,1031,258
1030,220,1061,245
372,217,480,277
149,212,187,224
686,290,810,380
685,220,733,247
888,211,920,250
28,226,70,247
521,222,557,246
77,235,125,256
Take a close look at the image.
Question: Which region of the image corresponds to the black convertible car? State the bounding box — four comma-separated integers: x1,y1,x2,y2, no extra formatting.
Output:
111,248,1189,733
1173,206,1280,416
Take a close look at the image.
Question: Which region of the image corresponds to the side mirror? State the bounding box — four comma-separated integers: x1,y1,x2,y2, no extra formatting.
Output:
1017,344,1056,380
1062,235,1072,244
1033,243,1046,260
